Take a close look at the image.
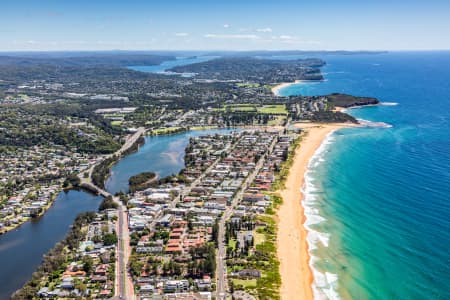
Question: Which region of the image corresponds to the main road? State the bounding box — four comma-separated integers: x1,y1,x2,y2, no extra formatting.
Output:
215,135,278,300
78,127,146,189
147,135,241,231
78,127,145,299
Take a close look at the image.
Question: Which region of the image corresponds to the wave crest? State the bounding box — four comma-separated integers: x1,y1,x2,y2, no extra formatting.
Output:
302,131,342,300
357,119,393,128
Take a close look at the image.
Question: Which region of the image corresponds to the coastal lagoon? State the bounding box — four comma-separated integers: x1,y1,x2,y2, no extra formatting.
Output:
128,56,217,76
1,128,237,298
106,129,238,195
2,52,449,299
0,190,102,299
280,52,450,299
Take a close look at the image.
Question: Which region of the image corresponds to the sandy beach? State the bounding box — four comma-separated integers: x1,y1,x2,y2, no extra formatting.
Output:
277,122,353,300
271,81,301,96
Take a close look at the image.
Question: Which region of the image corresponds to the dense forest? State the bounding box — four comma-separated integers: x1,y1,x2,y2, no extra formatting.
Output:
169,57,325,82
0,105,121,154
0,53,175,67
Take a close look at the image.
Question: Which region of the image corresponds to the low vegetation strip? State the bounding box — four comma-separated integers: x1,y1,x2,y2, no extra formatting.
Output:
90,135,144,190
272,136,302,191
11,212,97,299
92,156,118,189
252,208,282,300
149,127,187,136
227,136,300,300
250,136,302,299
128,172,157,193
214,104,288,115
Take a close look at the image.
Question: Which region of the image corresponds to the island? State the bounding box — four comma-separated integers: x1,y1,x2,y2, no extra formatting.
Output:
128,171,158,192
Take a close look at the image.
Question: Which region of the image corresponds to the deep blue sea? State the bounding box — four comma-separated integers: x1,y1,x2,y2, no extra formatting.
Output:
279,52,450,299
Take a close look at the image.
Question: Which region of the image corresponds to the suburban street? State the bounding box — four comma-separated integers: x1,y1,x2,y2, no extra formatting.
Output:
215,136,278,299
78,128,280,299
114,199,134,299
76,128,145,299
147,135,241,231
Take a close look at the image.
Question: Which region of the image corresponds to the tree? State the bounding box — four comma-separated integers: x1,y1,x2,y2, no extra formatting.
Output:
75,281,87,293
130,232,140,246
103,233,118,246
82,256,93,274
230,280,235,294
99,196,118,211
63,174,80,188
212,220,219,246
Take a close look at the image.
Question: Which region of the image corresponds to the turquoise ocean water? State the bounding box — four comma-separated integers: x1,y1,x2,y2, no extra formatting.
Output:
279,52,450,299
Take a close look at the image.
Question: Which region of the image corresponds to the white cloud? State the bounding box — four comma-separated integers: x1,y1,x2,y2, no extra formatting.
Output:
204,34,260,40
277,35,321,45
223,24,230,28
256,27,272,33
260,35,321,45
174,32,189,37
279,35,295,40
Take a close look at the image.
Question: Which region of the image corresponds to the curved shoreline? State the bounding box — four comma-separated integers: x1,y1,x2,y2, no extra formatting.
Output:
271,81,302,96
277,123,353,300
272,79,324,96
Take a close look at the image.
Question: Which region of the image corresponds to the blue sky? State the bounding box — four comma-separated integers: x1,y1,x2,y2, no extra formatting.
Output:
2,0,450,51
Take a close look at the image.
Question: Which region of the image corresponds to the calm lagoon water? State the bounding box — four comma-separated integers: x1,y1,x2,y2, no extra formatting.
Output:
128,56,217,76
0,190,102,299
106,129,237,194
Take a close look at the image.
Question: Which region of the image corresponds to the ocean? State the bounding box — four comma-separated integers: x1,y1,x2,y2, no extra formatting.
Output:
278,52,450,299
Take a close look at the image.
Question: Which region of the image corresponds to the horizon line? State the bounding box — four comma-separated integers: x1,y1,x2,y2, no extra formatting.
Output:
1,49,450,53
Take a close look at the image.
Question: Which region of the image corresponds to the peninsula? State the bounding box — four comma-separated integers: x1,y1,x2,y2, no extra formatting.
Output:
0,52,380,300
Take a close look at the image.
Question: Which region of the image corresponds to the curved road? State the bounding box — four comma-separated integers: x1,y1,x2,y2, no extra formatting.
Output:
78,128,145,299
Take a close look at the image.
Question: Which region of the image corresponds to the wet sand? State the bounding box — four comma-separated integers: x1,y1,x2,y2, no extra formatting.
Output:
277,122,353,300
271,81,301,96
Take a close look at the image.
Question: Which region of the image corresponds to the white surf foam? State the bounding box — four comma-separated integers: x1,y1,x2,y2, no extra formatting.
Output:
306,228,330,247
312,271,341,300
302,130,343,300
380,102,399,106
357,118,393,128
325,272,339,284
305,215,327,227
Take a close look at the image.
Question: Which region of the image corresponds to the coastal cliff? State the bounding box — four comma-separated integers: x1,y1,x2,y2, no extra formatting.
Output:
326,93,380,108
